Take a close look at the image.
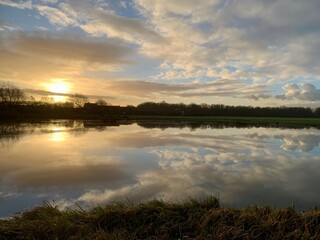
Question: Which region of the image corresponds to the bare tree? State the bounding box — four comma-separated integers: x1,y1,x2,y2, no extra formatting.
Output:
0,81,26,104
96,99,109,106
69,93,89,108
41,96,54,104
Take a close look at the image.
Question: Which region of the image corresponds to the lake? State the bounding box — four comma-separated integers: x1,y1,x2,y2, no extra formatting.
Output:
1,120,320,217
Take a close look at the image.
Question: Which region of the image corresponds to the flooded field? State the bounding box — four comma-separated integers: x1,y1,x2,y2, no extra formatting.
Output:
1,120,320,217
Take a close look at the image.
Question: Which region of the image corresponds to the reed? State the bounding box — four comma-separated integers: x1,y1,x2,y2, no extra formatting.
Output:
1,197,319,239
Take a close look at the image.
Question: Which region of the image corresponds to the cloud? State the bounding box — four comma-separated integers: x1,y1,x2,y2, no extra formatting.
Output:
80,8,164,44
0,29,269,103
134,0,320,89
250,83,320,102
36,5,77,27
101,79,269,100
10,33,133,65
0,33,134,85
249,94,272,101
0,0,32,9
119,1,127,9
24,88,116,101
1,0,320,106
40,0,59,4
136,0,217,17
283,83,320,101
0,20,22,32
36,0,165,44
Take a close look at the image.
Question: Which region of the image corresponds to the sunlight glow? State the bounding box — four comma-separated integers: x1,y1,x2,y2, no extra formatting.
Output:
45,79,71,102
50,95,68,102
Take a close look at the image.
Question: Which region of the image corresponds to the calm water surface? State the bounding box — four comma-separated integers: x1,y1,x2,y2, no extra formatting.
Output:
1,120,320,217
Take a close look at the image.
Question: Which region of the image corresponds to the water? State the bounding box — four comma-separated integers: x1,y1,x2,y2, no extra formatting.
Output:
1,120,320,217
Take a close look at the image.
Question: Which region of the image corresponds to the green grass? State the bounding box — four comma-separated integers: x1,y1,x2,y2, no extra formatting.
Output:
1,197,320,239
131,115,320,127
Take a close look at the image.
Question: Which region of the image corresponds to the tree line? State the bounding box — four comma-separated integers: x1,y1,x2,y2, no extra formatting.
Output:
1,82,320,118
135,101,320,118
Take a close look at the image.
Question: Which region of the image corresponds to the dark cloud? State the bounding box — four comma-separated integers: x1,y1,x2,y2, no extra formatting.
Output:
217,0,320,44
24,88,116,100
0,32,134,82
6,33,133,65
249,94,272,101
104,79,265,99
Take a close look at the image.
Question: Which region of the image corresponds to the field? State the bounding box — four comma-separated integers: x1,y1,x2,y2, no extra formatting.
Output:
1,197,320,239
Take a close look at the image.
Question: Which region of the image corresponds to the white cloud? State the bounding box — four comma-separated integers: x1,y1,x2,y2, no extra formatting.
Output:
80,9,163,43
40,0,59,4
283,83,320,101
136,0,218,17
134,0,320,95
0,0,32,9
0,22,22,32
36,5,77,27
33,26,49,31
119,1,127,9
250,83,320,102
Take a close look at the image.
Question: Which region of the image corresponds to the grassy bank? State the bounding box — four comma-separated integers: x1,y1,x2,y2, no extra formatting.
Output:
1,112,320,128
1,197,320,239
131,115,320,128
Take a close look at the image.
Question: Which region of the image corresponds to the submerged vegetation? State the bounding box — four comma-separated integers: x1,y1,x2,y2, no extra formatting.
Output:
1,197,320,239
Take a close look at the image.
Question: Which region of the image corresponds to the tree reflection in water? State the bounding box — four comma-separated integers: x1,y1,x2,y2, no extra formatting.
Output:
1,120,320,152
1,120,320,217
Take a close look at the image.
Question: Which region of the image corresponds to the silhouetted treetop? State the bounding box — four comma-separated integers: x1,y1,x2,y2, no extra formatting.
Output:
0,82,26,104
69,93,89,108
136,101,316,118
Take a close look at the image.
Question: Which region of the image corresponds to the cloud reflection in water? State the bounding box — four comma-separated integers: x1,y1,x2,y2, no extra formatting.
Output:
0,121,320,216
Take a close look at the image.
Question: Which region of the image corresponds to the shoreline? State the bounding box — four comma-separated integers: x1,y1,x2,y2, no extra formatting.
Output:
1,115,320,129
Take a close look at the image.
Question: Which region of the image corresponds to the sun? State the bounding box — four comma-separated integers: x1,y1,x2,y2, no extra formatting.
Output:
45,79,71,102
48,79,70,94
49,82,68,94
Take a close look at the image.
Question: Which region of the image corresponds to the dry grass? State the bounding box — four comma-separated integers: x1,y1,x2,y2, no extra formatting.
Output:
1,197,319,239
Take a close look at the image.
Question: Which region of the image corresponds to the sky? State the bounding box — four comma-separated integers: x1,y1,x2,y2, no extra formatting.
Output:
0,0,319,107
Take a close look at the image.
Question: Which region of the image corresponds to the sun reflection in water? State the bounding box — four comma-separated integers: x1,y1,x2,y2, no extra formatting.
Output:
49,127,67,142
